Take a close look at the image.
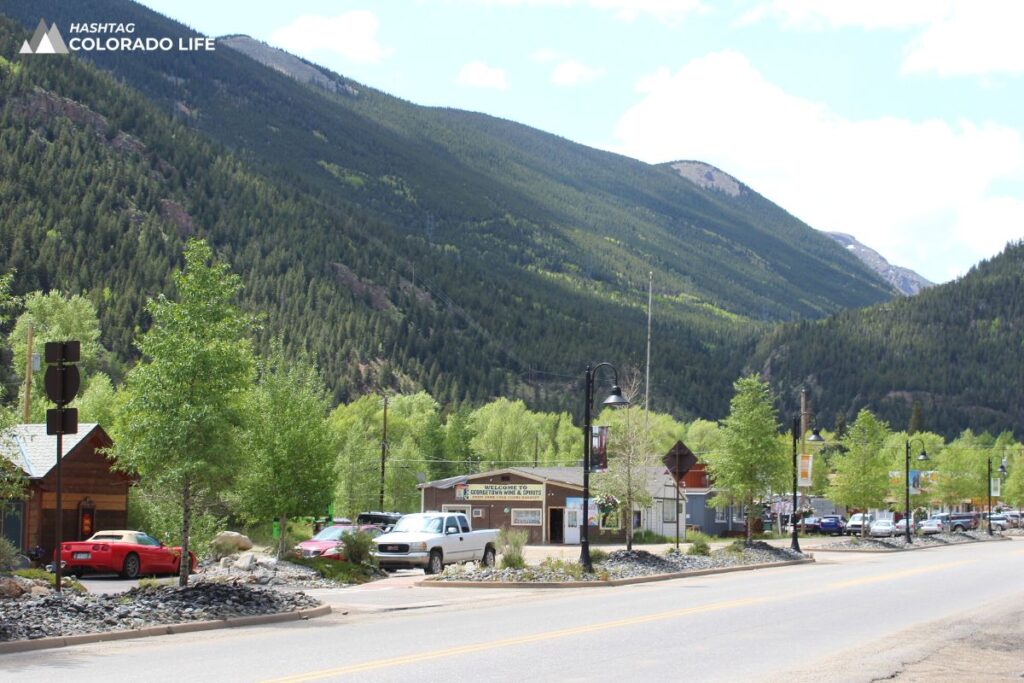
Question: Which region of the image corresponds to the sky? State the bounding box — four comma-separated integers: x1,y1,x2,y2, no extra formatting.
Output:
134,0,1024,284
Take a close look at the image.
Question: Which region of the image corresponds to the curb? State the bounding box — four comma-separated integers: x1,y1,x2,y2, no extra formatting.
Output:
0,604,331,655
417,557,815,589
811,535,1012,553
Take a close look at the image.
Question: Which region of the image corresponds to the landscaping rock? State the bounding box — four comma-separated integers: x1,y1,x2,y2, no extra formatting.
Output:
436,543,806,583
233,552,257,572
211,531,253,557
0,577,25,599
0,581,321,642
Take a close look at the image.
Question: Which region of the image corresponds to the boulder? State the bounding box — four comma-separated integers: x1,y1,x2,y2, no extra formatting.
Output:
233,552,257,572
255,556,278,570
0,577,26,599
211,531,253,557
29,585,50,598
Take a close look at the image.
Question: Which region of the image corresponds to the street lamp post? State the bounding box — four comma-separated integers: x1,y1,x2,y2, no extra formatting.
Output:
790,417,800,553
581,362,629,572
905,438,928,544
986,457,1008,536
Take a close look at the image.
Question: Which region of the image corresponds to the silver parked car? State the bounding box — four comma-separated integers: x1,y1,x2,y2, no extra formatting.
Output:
869,519,896,537
917,518,945,534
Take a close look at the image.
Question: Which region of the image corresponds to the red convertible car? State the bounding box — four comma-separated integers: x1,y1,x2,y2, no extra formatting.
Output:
60,530,197,579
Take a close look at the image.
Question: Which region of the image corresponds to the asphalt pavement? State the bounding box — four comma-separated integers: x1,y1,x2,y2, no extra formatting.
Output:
2,537,1021,681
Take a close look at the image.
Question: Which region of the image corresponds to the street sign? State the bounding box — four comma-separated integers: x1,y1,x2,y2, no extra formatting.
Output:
663,440,698,478
44,340,80,364
44,364,80,406
46,408,78,435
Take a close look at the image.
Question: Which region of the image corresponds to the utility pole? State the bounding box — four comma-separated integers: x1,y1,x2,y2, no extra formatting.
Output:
379,393,389,511
22,322,34,423
534,434,539,467
644,271,653,433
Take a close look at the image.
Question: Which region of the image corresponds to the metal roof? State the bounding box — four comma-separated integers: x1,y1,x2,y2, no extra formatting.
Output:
0,423,102,478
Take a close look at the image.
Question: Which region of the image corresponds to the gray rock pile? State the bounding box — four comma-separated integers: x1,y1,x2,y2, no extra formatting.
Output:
821,530,1002,550
200,551,337,589
436,543,806,583
0,581,320,642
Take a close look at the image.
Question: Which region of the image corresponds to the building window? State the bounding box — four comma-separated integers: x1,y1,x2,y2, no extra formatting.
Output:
472,508,483,518
633,510,642,530
733,506,746,522
663,499,677,523
511,508,542,526
715,506,727,523
442,504,471,517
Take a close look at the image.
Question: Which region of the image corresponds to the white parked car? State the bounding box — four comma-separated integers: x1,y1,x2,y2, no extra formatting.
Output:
869,519,896,537
917,518,945,534
894,518,915,534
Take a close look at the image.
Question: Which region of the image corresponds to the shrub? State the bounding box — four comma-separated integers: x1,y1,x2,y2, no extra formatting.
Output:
0,537,18,571
686,531,712,556
632,530,670,544
340,531,375,566
497,527,528,569
287,555,375,584
538,557,584,580
725,539,747,554
589,548,609,564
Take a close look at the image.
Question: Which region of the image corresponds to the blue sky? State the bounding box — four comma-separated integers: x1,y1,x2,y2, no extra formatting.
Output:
135,0,1024,284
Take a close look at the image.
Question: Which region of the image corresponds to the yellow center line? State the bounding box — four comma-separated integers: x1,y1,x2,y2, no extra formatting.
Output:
263,555,985,682
826,559,976,589
263,596,770,683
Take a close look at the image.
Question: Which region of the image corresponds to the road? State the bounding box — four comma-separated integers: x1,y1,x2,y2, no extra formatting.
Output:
3,539,1023,682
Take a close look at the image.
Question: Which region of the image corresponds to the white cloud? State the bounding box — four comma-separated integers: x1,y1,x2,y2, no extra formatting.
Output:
530,47,562,63
453,0,706,24
270,10,392,64
744,0,1024,77
741,0,947,30
456,61,510,90
612,51,1024,282
902,2,1024,77
550,59,605,86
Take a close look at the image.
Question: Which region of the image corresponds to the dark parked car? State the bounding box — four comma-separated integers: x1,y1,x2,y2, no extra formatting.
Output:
933,512,979,532
356,511,403,530
819,515,847,535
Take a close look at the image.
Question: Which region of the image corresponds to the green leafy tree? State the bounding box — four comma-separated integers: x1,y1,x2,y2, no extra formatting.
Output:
934,430,988,509
76,373,117,427
1002,443,1024,512
702,375,786,545
0,271,26,502
469,398,538,469
330,395,383,518
10,291,108,422
684,418,724,461
112,239,255,586
827,409,893,536
592,406,658,551
231,341,336,557
883,430,946,515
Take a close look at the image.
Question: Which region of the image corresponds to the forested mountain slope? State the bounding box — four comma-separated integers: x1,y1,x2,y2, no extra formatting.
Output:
752,242,1024,439
2,0,893,324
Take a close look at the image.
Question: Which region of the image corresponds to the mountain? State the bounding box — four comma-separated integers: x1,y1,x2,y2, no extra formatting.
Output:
749,241,1024,439
0,3,894,421
826,232,932,296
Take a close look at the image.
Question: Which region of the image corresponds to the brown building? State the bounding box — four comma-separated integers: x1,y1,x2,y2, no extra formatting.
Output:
0,424,132,557
420,467,632,545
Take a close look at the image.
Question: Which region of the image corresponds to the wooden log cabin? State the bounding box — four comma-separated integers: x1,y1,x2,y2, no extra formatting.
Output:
0,424,133,557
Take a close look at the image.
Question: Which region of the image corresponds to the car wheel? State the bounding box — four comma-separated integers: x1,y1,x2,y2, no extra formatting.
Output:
424,550,443,575
481,546,496,568
121,553,141,580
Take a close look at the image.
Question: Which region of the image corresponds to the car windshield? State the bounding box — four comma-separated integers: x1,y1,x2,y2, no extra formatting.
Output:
312,526,354,542
392,515,444,534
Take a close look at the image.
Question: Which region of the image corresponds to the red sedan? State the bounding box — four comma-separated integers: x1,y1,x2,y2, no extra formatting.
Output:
60,530,197,579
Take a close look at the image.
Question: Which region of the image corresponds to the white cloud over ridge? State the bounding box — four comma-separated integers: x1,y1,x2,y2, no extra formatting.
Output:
745,0,1024,77
551,59,604,85
270,10,392,64
613,51,1024,282
457,61,510,90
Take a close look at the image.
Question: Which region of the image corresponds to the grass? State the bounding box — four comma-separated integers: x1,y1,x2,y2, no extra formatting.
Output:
13,568,86,593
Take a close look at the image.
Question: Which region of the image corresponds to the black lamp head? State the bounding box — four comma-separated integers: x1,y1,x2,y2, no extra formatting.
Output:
806,429,824,443
602,385,630,409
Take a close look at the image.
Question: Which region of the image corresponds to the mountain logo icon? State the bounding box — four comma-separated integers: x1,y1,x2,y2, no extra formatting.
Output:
19,19,69,55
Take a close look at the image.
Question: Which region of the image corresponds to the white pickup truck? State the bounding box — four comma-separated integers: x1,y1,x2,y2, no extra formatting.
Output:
372,512,498,574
